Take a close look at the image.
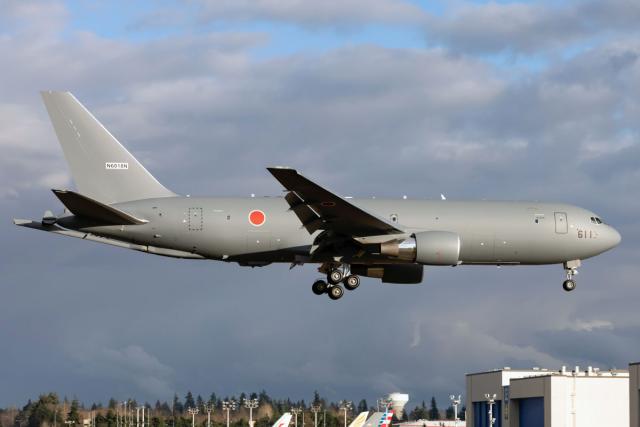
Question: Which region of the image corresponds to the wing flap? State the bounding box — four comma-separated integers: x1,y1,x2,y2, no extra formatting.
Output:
269,167,402,236
52,189,147,225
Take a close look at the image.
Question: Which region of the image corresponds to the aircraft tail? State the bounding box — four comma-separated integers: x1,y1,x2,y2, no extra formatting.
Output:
347,412,370,427
362,410,393,427
378,410,393,427
41,91,175,205
271,413,293,427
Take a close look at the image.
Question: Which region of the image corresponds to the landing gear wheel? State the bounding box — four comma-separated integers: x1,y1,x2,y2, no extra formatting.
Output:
312,280,328,295
343,275,360,290
328,269,344,285
563,279,576,292
328,284,344,300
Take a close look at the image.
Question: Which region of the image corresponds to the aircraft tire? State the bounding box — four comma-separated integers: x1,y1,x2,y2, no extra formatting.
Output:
344,275,360,290
328,284,344,300
328,269,344,285
562,279,576,292
312,280,328,295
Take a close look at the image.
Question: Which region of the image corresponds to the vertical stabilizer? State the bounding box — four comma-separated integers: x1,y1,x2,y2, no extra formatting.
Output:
271,413,292,427
41,91,175,204
347,412,370,427
378,410,393,427
362,412,384,427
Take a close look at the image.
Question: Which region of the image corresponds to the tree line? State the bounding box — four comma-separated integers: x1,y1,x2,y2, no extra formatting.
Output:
0,391,464,427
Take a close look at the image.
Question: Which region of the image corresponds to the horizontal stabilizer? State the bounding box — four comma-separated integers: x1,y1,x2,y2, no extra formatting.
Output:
13,219,204,259
52,189,147,225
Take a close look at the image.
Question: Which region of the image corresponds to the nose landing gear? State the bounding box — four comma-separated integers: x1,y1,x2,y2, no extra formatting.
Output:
562,260,580,292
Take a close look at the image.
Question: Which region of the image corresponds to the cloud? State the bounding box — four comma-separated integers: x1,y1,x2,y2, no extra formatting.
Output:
189,0,427,28
567,319,614,332
72,345,175,398
426,0,640,54
2,0,640,410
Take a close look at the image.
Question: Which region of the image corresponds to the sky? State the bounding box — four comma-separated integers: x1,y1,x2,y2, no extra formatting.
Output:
2,0,640,410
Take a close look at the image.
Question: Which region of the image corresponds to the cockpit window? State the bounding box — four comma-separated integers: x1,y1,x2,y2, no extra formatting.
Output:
590,216,604,224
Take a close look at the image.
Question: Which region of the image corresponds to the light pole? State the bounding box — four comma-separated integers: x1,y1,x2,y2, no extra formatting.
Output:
310,405,321,427
376,398,391,412
449,395,461,426
339,401,352,427
204,403,214,427
222,400,238,427
187,407,199,427
291,407,302,427
244,398,259,427
484,394,496,427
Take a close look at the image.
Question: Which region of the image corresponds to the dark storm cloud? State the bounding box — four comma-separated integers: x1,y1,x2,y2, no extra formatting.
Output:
2,0,640,410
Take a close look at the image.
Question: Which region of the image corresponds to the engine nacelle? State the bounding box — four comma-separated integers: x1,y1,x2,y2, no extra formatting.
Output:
380,230,460,266
351,264,424,284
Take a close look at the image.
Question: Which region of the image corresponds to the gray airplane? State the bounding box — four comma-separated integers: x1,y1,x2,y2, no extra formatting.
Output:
14,92,621,300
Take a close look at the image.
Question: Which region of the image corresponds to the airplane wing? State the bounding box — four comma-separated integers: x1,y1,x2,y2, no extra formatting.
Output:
268,167,403,237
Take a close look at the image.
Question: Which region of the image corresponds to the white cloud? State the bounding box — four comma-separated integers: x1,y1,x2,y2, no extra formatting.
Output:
426,0,640,54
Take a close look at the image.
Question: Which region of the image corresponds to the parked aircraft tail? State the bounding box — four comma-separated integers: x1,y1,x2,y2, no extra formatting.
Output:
378,409,394,427
41,91,175,205
347,412,370,427
272,413,293,427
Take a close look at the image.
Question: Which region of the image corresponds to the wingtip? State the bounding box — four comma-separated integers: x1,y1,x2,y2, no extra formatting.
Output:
267,166,295,171
13,218,33,226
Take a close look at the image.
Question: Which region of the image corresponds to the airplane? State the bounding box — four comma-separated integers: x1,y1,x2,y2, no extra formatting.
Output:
271,413,292,427
14,92,621,300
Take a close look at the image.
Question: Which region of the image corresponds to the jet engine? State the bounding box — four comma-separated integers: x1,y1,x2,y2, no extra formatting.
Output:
380,230,460,266
351,264,424,284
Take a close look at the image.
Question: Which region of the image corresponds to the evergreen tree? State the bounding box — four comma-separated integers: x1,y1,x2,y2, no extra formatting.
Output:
312,392,321,406
356,400,367,413
209,394,218,405
427,398,439,421
108,399,118,410
27,395,56,427
184,392,196,410
445,406,454,420
196,396,204,410
174,394,184,414
67,400,81,424
258,391,270,404
459,406,466,421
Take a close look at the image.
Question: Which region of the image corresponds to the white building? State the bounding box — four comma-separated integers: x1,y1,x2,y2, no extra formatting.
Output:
466,366,628,427
630,362,640,427
396,421,465,427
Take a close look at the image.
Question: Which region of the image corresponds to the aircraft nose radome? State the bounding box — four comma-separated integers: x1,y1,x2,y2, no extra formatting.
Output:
606,226,622,249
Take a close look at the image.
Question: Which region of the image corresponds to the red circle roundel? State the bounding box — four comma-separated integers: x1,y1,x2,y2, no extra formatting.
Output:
248,210,266,226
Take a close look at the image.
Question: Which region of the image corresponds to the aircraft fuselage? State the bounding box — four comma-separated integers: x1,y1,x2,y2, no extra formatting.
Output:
56,196,621,266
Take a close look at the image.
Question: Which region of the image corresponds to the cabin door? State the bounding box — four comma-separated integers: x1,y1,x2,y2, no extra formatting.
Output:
554,212,568,234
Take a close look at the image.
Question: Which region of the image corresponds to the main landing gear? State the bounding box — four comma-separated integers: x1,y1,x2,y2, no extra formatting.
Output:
562,260,580,292
311,265,361,300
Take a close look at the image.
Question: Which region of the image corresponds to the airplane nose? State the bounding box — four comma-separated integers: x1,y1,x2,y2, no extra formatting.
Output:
606,226,622,249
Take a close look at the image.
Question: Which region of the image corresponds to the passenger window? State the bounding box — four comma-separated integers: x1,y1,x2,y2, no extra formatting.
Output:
390,214,398,223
